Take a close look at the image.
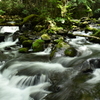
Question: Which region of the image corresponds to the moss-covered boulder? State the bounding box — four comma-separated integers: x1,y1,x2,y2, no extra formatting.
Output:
50,41,70,59
22,40,33,48
64,47,77,57
18,36,28,44
32,39,45,52
19,48,29,53
56,41,70,49
85,26,97,33
53,37,64,44
41,34,51,43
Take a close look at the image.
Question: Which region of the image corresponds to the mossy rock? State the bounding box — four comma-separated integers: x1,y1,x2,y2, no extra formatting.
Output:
19,48,29,53
22,40,33,48
56,41,70,49
53,37,64,44
64,47,77,57
18,36,28,43
41,34,51,40
32,39,45,52
85,26,97,33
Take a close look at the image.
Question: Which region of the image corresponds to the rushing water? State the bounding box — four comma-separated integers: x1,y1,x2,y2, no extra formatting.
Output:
1,26,100,100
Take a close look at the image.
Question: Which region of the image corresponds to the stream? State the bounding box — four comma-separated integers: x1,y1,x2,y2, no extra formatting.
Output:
0,26,100,100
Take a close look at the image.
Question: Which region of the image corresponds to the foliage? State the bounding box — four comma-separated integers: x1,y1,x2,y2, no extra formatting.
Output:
94,8,100,13
0,0,100,20
0,10,5,15
0,0,25,15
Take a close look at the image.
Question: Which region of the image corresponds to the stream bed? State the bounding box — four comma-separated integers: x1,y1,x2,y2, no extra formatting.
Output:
0,26,100,100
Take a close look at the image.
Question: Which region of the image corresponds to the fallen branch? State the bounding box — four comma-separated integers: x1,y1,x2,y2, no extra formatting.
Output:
72,34,100,40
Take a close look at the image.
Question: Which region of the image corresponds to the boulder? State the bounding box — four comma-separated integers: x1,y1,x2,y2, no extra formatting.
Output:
41,34,51,43
22,40,33,48
32,39,45,52
19,47,29,53
64,47,77,57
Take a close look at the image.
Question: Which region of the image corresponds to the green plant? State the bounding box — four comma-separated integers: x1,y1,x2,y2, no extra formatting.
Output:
22,10,29,15
94,8,100,14
0,10,5,15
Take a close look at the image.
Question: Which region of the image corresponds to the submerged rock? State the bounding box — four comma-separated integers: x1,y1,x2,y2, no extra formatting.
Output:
64,47,77,57
80,58,100,73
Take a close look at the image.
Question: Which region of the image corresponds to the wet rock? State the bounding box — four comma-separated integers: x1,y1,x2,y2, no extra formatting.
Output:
80,58,100,73
64,47,77,57
0,34,4,42
4,47,12,50
57,29,67,36
50,41,70,58
13,31,21,41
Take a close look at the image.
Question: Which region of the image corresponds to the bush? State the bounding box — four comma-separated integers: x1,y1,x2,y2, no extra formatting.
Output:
0,10,5,15
0,0,25,15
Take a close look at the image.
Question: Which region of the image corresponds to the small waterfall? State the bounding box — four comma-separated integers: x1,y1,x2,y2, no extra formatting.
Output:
0,26,19,34
0,26,19,50
10,74,49,88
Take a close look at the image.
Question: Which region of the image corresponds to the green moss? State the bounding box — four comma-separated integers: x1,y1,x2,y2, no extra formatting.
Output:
22,40,33,48
85,26,97,33
21,14,38,24
32,39,45,52
41,34,51,40
56,41,70,49
49,49,57,59
54,39,62,44
89,29,100,43
92,29,100,37
19,36,28,43
64,47,77,57
0,18,5,23
19,48,29,53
